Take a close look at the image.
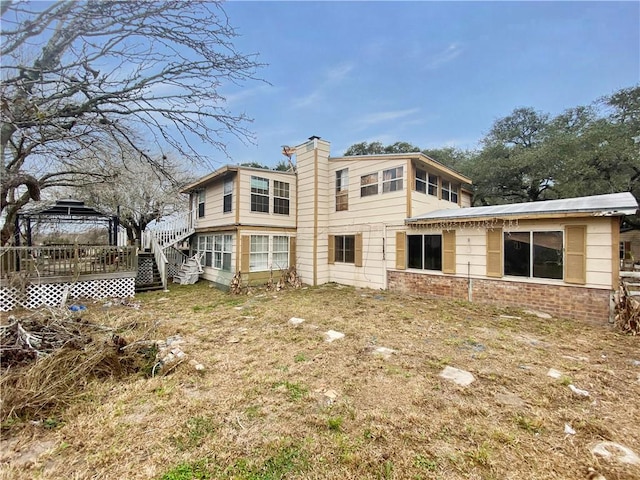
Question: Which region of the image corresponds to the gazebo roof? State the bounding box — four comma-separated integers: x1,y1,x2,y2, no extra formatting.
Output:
19,199,113,221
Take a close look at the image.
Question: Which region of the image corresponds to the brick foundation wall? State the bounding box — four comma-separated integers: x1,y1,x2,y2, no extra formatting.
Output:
387,271,611,324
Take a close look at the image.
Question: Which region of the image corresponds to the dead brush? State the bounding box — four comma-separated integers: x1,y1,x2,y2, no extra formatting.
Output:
0,338,153,425
0,308,160,427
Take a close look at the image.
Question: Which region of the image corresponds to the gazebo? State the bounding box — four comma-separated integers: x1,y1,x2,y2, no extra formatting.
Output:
1,200,137,311
14,199,121,247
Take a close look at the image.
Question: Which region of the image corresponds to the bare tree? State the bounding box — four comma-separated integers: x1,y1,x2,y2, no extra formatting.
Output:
0,0,263,244
75,154,194,245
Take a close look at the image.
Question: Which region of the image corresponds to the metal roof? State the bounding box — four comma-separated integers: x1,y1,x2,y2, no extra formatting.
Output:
406,192,639,224
20,199,113,220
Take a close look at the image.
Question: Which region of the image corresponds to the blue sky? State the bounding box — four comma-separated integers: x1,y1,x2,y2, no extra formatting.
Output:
211,1,639,169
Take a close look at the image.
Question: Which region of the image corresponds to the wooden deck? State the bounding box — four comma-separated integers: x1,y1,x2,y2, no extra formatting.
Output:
0,245,137,285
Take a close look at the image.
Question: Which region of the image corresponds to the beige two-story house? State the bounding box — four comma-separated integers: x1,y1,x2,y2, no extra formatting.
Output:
179,136,637,323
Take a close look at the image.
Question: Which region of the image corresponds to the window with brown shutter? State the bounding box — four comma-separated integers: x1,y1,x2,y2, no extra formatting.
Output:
565,225,586,284
289,237,296,266
328,235,335,264
240,235,250,272
355,233,363,267
486,228,502,277
396,231,406,270
442,230,456,274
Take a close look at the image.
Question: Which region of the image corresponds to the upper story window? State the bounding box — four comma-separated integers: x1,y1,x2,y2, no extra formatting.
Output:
416,169,427,193
273,180,290,215
382,166,403,192
197,190,205,218
360,172,378,197
336,169,349,211
416,169,438,197
441,180,459,203
428,174,438,196
250,176,269,213
223,178,233,213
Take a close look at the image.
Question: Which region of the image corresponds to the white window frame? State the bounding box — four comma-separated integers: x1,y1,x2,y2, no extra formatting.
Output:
415,168,427,194
441,180,459,203
503,230,564,280
223,178,233,213
336,168,349,211
273,180,290,215
428,174,438,196
250,235,269,271
272,236,289,270
213,234,233,271
382,166,403,193
360,172,379,197
249,234,290,272
250,176,269,213
197,190,205,218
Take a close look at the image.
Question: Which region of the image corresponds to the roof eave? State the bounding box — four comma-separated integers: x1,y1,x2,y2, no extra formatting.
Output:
406,208,638,226
180,166,239,193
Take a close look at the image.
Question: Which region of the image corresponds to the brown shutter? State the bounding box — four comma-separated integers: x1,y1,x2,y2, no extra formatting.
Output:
289,237,296,266
486,228,503,278
565,225,586,284
442,230,456,274
328,235,335,264
355,233,363,267
241,235,250,272
395,231,406,270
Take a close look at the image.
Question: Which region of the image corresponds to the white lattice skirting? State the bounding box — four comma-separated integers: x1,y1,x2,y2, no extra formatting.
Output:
0,277,136,311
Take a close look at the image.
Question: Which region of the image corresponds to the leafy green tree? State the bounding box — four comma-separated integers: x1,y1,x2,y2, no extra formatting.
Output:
422,147,475,173
343,141,386,156
470,107,556,205
240,162,269,169
343,141,422,156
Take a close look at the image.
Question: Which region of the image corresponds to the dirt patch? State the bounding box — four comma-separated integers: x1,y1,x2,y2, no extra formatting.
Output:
1,282,639,480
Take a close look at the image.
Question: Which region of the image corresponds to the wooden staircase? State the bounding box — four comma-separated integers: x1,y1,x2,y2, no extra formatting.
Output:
140,210,197,291
173,253,204,285
135,252,164,292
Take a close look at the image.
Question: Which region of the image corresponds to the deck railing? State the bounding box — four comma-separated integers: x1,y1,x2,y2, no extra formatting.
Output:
0,245,137,279
147,209,196,249
149,235,169,291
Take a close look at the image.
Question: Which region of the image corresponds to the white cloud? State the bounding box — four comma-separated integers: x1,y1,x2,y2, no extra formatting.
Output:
326,62,355,82
426,43,463,70
292,61,355,109
224,84,277,107
357,108,421,128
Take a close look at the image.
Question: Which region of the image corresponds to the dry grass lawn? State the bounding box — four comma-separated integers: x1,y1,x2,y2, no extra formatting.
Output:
1,282,639,480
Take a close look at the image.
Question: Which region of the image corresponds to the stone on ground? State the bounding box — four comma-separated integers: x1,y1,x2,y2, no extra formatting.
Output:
372,346,396,359
439,366,475,386
547,368,563,379
524,309,552,319
494,391,525,407
590,441,640,465
288,317,305,326
324,330,345,342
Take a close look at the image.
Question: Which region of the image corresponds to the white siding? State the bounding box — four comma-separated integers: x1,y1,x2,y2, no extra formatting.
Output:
328,158,409,226
238,170,297,228
195,176,234,229
393,217,615,290
295,139,331,286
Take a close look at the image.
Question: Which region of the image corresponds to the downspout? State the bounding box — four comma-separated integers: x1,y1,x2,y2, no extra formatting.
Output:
467,261,472,302
383,223,388,290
